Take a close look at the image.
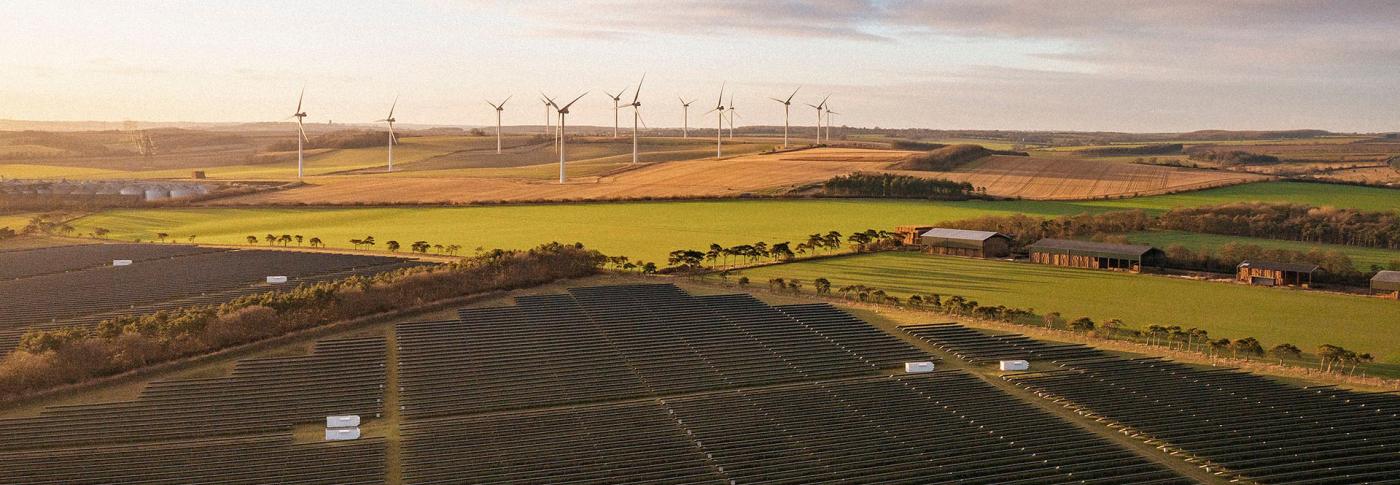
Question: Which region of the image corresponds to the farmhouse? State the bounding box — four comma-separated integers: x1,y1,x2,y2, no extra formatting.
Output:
1372,270,1400,299
1236,261,1319,288
918,228,1012,258
894,225,935,246
1027,238,1164,273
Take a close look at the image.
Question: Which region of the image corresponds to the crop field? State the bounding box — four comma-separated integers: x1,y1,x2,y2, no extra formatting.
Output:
1126,230,1400,270
891,154,1267,199
211,147,912,205
70,181,1397,264
729,251,1400,363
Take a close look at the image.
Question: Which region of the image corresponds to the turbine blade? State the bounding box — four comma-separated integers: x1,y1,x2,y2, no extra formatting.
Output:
716,82,725,107
486,100,499,110
561,92,589,111
388,96,399,118
785,87,800,103
500,95,512,108
388,122,397,144
296,119,308,142
702,108,717,116
819,94,831,108
637,108,648,129
631,73,645,104
540,92,558,107
770,97,786,103
295,87,305,113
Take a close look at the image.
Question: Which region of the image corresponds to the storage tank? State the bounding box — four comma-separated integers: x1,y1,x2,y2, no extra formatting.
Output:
326,415,361,428
266,276,288,284
169,187,198,199
324,428,360,441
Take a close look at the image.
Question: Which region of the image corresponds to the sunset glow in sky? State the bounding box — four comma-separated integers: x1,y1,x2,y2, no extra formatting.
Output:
3,1,1397,132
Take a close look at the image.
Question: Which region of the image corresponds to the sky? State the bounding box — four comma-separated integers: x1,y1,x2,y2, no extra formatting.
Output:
1,0,1397,132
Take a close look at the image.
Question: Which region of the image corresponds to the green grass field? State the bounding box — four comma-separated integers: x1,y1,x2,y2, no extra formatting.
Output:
1127,230,1400,270
730,251,1400,363
68,182,1397,264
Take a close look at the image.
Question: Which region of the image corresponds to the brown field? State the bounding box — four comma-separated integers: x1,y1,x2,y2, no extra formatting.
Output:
892,155,1268,200
211,147,919,204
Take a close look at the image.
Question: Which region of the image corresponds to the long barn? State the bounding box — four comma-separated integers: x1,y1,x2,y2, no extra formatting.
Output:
1027,238,1164,273
1237,261,1319,288
918,228,1012,258
1373,270,1400,299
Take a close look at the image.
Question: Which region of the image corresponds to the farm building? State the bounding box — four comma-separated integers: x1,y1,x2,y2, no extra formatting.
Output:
1236,261,1319,288
918,228,1012,258
1027,239,1164,273
1373,271,1400,299
894,225,934,246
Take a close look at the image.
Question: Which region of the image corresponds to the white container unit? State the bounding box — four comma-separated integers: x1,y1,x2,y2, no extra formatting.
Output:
904,361,936,373
112,260,133,266
266,276,288,284
326,415,361,428
999,360,1030,371
325,428,361,441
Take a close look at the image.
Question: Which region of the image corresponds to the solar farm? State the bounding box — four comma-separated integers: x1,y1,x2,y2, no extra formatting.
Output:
0,243,421,351
1,282,1397,483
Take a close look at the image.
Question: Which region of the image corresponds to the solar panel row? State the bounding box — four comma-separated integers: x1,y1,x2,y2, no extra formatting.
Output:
901,322,1105,363
0,248,420,351
396,284,930,417
1008,358,1400,484
905,323,1400,484
0,436,386,485
402,372,1194,484
0,337,385,452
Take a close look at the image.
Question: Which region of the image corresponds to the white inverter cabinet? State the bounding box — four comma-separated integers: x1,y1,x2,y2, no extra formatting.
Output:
904,361,936,373
999,360,1030,371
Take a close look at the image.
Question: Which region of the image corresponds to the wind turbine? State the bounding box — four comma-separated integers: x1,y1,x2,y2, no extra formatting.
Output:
539,96,554,139
620,74,645,164
551,92,588,183
678,97,695,138
289,88,309,179
726,93,737,140
375,97,399,172
487,95,512,154
541,94,559,153
824,103,838,142
702,83,726,158
769,87,800,148
805,94,830,144
603,84,628,139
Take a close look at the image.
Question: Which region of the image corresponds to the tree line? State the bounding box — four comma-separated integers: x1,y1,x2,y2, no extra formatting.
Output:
820,172,975,199
665,229,902,272
1,242,606,402
1159,202,1400,250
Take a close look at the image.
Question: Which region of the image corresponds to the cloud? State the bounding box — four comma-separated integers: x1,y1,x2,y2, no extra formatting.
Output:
514,0,891,41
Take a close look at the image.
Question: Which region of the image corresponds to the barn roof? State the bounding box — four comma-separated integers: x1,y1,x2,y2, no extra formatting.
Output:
1027,238,1161,259
1373,270,1400,291
919,228,1009,242
1239,261,1320,274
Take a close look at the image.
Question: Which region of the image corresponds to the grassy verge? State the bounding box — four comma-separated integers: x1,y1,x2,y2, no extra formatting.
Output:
725,251,1400,365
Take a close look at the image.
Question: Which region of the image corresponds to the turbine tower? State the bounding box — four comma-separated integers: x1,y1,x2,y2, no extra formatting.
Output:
603,84,628,139
678,98,695,138
375,97,399,172
620,74,645,164
487,95,512,155
806,94,830,144
552,92,588,184
769,87,800,148
541,94,559,153
290,88,308,179
727,93,737,140
817,101,828,140
703,83,726,158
